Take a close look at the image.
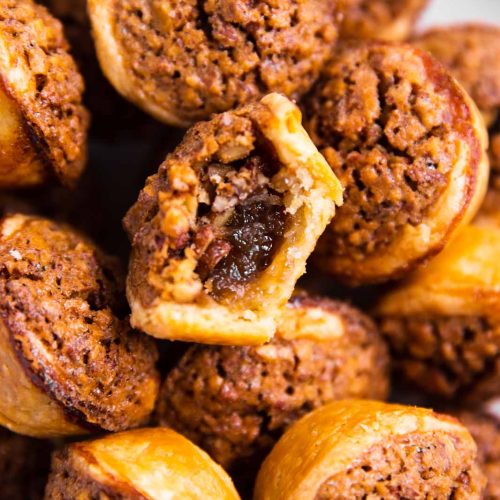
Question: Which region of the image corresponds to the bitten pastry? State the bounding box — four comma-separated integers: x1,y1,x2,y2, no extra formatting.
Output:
338,0,428,41
455,402,500,499
304,42,489,285
156,293,389,477
0,427,52,499
254,400,486,500
124,94,343,345
87,0,338,126
0,214,159,438
44,428,240,499
0,0,89,188
414,24,500,180
376,224,500,401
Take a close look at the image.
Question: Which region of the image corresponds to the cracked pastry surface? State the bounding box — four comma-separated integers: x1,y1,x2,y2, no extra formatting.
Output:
87,0,338,126
376,224,500,402
254,400,486,500
44,428,240,499
124,94,343,345
156,293,389,478
414,24,500,179
338,0,428,41
0,214,159,438
303,42,488,285
0,427,52,500
0,0,89,188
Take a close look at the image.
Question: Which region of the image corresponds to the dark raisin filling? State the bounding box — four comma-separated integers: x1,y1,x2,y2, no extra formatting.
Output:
194,152,286,299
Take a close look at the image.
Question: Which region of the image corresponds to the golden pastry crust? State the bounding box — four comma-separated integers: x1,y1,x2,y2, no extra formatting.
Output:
124,94,343,345
87,0,338,126
44,428,240,499
0,214,159,438
338,0,428,41
156,294,389,478
254,400,485,500
0,0,89,188
304,42,489,285
376,224,500,401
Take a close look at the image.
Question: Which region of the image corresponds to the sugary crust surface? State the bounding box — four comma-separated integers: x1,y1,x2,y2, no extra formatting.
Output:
338,0,428,41
124,94,342,344
254,400,483,500
379,314,500,400
414,24,500,119
0,214,159,436
88,0,338,126
457,409,500,499
156,295,389,474
0,0,89,186
45,428,240,499
304,42,488,285
0,427,51,500
315,430,484,499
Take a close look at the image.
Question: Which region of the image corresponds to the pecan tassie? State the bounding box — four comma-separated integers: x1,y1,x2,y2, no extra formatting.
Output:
0,0,88,188
88,0,339,126
124,94,342,345
255,401,485,500
0,214,159,438
304,42,488,285
156,293,389,483
44,428,240,499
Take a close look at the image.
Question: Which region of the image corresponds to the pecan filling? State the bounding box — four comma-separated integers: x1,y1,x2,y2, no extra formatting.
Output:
194,153,286,299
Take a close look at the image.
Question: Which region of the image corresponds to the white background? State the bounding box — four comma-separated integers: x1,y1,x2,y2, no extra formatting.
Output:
419,0,500,29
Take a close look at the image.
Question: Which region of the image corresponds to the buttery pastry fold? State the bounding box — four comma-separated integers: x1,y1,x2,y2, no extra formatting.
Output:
156,293,389,478
254,400,485,500
0,214,159,438
124,94,343,345
0,0,88,188
376,224,500,401
44,428,240,499
305,42,489,285
87,0,338,126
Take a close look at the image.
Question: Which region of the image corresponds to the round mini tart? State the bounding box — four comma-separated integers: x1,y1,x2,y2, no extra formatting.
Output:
44,428,240,499
455,402,500,499
87,0,338,126
0,214,159,438
376,224,500,402
156,293,389,478
254,400,486,500
123,94,343,345
304,42,489,286
338,0,429,41
0,0,89,188
0,427,52,499
414,24,500,180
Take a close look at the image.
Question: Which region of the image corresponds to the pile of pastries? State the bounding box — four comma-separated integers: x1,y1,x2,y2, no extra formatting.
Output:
0,0,499,498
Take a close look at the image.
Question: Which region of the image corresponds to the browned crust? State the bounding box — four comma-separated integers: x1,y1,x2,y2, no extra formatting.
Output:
306,42,488,285
0,0,89,187
45,446,149,499
124,94,342,344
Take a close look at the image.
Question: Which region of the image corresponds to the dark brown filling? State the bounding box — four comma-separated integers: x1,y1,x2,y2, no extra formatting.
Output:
194,153,286,299
379,315,500,397
113,0,337,121
314,431,483,499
